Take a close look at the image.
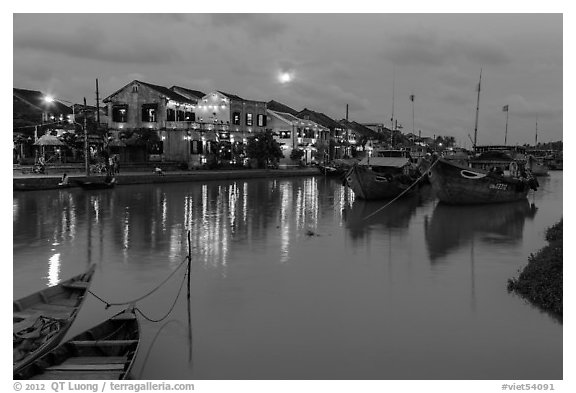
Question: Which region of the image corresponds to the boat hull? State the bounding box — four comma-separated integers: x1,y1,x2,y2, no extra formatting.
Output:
14,308,140,380
345,165,416,200
429,159,533,205
13,265,96,374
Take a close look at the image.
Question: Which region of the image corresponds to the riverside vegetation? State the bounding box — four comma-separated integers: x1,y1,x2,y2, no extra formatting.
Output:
508,220,563,321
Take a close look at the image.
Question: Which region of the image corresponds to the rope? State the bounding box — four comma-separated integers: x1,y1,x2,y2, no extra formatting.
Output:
363,159,439,221
88,256,189,309
135,268,189,323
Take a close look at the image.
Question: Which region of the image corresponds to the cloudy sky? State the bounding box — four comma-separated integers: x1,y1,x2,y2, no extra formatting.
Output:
13,12,563,146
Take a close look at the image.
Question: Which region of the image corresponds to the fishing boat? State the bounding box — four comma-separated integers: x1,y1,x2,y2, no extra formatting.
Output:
344,149,421,200
14,265,96,374
429,157,538,205
526,154,549,176
14,307,140,380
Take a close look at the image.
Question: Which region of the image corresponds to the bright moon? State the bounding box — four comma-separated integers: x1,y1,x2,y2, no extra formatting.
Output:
279,72,292,84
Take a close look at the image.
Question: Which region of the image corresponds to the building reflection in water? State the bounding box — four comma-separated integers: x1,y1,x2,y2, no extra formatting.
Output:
47,252,61,286
13,177,358,280
424,199,538,263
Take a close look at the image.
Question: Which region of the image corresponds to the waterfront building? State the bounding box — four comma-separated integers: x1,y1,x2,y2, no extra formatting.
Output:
296,108,342,160
103,80,200,163
267,109,329,166
338,119,380,157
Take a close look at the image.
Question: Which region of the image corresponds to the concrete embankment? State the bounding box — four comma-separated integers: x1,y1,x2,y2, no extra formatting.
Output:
507,220,563,321
14,168,322,191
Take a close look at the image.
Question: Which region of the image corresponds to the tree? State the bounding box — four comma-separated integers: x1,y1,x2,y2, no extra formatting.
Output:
246,131,283,169
290,148,304,161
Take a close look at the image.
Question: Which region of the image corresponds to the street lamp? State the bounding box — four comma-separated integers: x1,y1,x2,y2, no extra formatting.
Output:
44,95,89,177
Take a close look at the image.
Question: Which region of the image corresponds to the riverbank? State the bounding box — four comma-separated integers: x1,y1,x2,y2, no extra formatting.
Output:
508,220,563,321
13,167,322,191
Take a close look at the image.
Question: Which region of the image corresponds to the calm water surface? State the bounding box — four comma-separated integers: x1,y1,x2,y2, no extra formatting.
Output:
13,172,563,380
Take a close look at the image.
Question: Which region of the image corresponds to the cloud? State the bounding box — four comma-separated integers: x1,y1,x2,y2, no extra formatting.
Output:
384,31,511,68
208,14,287,41
14,23,179,64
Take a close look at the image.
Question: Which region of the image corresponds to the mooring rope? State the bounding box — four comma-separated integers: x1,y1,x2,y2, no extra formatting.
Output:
363,159,439,221
88,256,189,309
134,267,189,323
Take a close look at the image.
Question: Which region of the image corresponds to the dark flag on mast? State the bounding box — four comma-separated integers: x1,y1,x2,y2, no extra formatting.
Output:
410,94,414,102
502,105,509,112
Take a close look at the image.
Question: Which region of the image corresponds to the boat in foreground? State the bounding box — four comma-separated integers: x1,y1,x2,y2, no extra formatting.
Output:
429,158,538,205
14,265,96,374
344,150,420,200
14,307,140,380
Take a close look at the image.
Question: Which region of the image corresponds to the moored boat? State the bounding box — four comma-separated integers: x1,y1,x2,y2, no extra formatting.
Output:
74,177,116,190
318,158,359,177
14,307,140,380
428,158,538,205
526,154,550,177
344,150,420,200
14,265,96,374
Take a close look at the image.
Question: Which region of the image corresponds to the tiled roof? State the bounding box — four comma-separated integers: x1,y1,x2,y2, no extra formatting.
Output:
138,81,195,104
267,100,298,115
217,91,245,101
297,108,342,130
170,86,206,100
103,80,195,104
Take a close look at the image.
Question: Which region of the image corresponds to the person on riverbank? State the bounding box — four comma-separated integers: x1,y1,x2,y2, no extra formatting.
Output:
58,173,69,186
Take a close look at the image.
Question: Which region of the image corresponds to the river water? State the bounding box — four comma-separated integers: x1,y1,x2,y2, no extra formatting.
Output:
12,172,563,380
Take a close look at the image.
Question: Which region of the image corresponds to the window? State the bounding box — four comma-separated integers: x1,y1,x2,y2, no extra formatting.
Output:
141,104,157,122
246,113,253,126
132,84,138,93
232,112,241,125
191,140,203,154
297,127,303,138
112,105,128,122
166,108,176,121
148,141,163,154
185,111,195,121
257,114,266,127
176,110,185,121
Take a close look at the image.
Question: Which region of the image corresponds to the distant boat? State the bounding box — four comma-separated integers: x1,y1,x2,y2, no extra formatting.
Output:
429,158,538,205
13,265,96,374
526,154,549,176
344,149,421,200
14,307,140,380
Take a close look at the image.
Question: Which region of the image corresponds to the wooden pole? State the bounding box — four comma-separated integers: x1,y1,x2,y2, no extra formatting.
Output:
187,230,193,363
84,97,89,177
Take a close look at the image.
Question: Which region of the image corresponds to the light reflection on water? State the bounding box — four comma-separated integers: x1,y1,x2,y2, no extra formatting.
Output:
13,173,562,379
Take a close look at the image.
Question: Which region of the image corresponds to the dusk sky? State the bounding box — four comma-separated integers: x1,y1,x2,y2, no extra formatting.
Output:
13,12,563,146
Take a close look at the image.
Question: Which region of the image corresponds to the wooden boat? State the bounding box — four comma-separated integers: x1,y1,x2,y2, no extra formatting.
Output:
318,158,359,177
14,307,140,380
74,177,116,190
344,150,420,200
428,158,538,205
14,265,96,374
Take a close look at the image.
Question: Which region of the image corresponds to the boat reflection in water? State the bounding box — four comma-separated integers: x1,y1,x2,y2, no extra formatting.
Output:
424,199,538,262
343,185,433,243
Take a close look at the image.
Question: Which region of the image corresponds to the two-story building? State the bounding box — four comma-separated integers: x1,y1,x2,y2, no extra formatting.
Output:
103,80,203,163
267,108,329,165
296,108,343,161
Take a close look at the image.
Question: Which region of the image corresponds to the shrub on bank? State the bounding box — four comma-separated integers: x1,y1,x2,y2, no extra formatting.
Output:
507,220,563,320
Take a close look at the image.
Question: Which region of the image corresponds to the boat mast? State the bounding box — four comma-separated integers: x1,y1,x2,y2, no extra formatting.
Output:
391,67,395,147
473,68,482,150
535,117,538,146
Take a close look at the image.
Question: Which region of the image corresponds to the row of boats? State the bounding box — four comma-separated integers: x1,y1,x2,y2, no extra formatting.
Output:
320,145,556,204
13,265,139,380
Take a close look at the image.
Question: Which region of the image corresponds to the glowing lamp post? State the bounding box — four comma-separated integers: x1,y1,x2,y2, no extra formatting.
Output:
44,95,89,176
